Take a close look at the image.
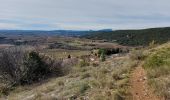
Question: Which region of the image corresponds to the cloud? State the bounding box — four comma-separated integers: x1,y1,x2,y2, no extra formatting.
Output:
0,23,20,29
0,0,170,30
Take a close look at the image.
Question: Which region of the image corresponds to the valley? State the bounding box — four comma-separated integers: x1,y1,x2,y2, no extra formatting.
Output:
0,28,170,100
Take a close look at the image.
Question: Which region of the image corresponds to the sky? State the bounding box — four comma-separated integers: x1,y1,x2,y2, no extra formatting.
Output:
0,0,170,30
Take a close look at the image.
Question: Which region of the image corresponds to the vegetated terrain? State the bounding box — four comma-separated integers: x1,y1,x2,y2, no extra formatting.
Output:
82,27,170,46
0,28,170,100
0,29,112,38
0,51,137,100
0,34,133,100
0,30,91,37
143,42,170,99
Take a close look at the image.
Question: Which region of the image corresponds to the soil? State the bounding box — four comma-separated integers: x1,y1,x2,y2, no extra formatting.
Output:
130,63,164,100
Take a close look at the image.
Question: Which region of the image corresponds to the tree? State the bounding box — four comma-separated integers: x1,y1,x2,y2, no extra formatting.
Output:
100,52,105,62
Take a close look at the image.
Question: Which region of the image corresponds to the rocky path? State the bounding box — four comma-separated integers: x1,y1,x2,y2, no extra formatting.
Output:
130,64,164,100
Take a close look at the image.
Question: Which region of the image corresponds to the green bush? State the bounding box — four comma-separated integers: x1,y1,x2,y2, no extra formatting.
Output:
144,47,170,98
98,48,122,56
98,48,106,57
144,47,170,69
100,52,106,62
21,51,50,84
98,48,106,62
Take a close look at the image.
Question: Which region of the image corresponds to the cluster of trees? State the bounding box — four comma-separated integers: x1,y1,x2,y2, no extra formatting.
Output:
97,48,123,61
0,46,63,93
98,48,123,56
82,27,170,46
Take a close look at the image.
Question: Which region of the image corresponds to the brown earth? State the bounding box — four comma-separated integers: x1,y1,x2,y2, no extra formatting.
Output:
130,63,164,100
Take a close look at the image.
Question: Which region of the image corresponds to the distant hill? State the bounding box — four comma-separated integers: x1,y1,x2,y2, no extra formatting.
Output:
82,27,170,46
0,30,91,37
0,29,116,37
0,29,113,37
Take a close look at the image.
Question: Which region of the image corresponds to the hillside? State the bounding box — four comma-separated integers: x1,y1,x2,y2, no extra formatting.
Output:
0,40,170,99
143,42,170,99
82,27,170,46
0,47,137,100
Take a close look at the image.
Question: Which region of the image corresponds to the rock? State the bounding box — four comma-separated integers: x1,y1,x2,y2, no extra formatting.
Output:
140,78,143,81
144,93,148,96
143,77,147,80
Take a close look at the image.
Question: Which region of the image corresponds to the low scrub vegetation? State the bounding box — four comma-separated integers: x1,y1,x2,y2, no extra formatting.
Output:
98,48,123,56
3,52,137,99
0,42,138,99
78,59,90,67
129,49,146,60
144,45,170,99
0,46,63,95
64,55,137,100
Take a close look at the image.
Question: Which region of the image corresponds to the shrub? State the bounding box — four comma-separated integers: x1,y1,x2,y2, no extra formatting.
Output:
78,59,90,67
98,48,106,57
105,48,122,55
57,80,65,86
144,46,170,99
98,48,124,57
20,51,51,84
130,49,145,60
100,52,106,62
81,73,91,79
91,62,99,67
0,46,63,93
149,40,156,48
144,47,170,70
0,46,32,85
79,83,90,94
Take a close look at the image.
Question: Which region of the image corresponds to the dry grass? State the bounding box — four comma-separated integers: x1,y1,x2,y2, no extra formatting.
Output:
41,49,90,59
143,42,170,99
0,53,137,100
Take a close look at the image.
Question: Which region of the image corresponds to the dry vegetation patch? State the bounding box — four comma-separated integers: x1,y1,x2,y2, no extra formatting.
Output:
144,43,170,99
1,52,137,100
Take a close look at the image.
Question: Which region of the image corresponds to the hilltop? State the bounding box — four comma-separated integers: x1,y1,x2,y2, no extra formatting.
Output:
82,27,170,46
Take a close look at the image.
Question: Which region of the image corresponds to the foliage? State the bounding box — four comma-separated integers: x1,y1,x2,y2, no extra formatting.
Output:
149,40,156,48
20,51,50,84
0,46,63,94
130,49,145,60
98,48,122,57
98,48,106,57
100,52,106,62
144,45,170,99
82,27,170,46
144,47,170,69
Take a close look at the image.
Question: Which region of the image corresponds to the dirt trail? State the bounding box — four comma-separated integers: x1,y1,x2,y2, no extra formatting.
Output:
130,63,164,100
